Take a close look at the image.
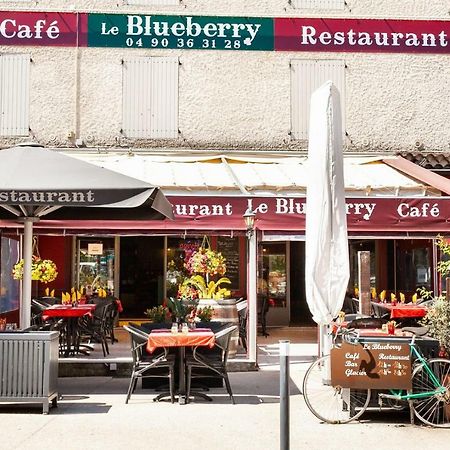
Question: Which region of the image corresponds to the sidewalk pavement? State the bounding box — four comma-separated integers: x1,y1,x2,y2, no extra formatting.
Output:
1,341,449,450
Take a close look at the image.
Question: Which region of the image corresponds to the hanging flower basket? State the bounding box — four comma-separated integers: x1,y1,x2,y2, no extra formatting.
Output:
12,256,58,284
181,237,230,300
184,247,227,277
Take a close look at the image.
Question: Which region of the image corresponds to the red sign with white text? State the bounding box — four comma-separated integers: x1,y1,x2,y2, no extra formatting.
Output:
274,18,450,53
0,12,87,46
161,196,450,232
2,196,449,234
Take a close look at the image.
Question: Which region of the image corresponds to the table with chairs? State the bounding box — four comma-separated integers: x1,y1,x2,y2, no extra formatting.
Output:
41,303,97,357
124,321,237,405
31,294,122,357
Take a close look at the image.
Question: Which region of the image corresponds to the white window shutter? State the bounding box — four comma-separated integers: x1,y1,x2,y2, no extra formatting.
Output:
290,59,345,140
0,54,30,136
291,0,345,9
125,0,179,5
122,57,179,139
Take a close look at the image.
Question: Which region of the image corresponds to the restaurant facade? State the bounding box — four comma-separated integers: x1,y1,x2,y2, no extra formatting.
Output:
0,1,449,362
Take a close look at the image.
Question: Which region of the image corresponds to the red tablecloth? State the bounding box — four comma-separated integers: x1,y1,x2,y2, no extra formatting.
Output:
42,304,96,320
358,328,407,337
378,303,428,319
147,329,215,353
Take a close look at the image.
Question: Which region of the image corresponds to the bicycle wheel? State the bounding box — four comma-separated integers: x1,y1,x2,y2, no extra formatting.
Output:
411,358,450,427
303,355,371,424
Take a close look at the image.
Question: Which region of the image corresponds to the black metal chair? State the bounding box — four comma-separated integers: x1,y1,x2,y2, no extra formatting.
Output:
236,299,248,351
371,301,390,319
185,325,238,404
123,325,176,404
79,301,112,356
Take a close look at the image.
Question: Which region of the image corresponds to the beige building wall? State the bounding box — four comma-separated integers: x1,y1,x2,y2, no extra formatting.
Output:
0,1,448,152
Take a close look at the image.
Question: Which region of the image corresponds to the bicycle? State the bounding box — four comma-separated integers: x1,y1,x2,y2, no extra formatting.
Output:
302,326,450,427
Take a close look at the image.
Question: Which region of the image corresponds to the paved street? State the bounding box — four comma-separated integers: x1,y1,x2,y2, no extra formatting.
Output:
2,339,450,450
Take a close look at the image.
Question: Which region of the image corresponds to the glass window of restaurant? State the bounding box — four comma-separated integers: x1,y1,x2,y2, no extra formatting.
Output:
75,237,115,296
259,242,288,326
349,238,433,302
0,235,20,315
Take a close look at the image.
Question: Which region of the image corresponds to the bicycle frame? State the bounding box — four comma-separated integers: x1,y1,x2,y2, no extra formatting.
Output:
379,335,447,403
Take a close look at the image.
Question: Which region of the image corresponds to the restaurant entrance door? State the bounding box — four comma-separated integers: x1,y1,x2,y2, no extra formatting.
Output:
119,236,165,317
260,242,289,326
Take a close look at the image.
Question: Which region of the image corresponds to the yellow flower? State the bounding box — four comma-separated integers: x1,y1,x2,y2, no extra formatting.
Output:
380,290,386,301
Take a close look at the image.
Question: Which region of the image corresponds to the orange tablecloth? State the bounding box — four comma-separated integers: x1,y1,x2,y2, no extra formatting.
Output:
42,304,96,320
147,329,215,353
377,303,427,319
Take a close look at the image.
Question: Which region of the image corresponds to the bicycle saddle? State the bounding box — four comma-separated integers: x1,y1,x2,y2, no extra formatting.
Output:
402,326,429,336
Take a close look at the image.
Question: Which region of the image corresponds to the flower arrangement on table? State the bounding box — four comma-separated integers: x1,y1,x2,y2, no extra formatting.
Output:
12,256,58,284
182,245,231,300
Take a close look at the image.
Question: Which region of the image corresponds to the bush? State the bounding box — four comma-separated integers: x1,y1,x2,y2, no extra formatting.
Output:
421,297,450,353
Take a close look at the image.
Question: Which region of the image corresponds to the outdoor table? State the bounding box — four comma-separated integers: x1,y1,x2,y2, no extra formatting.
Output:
42,304,96,357
375,303,428,319
147,328,215,404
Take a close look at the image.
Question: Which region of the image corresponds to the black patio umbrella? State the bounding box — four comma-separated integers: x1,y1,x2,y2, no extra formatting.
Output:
0,144,174,328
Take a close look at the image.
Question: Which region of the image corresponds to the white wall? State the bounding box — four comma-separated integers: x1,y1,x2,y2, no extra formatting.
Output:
0,1,448,152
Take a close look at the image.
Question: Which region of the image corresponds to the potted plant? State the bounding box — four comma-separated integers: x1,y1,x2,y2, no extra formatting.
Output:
419,235,450,356
144,305,169,323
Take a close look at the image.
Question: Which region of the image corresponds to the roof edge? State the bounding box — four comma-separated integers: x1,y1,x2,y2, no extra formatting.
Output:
382,156,450,196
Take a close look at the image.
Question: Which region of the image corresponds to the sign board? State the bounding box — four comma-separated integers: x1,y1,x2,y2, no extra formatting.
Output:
166,195,450,233
331,342,412,389
216,236,240,290
0,12,449,54
274,18,450,54
87,243,103,255
87,14,274,51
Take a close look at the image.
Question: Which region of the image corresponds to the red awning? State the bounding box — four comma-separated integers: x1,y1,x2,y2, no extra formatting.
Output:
2,195,450,234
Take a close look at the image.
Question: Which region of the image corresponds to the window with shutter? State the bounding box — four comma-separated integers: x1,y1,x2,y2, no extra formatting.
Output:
291,0,345,10
122,56,179,139
290,59,345,140
0,54,30,137
125,0,179,5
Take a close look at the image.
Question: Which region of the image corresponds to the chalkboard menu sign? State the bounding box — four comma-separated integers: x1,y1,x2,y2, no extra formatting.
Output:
331,342,412,389
217,236,240,290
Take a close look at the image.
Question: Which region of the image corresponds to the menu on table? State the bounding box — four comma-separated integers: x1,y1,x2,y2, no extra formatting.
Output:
331,342,412,389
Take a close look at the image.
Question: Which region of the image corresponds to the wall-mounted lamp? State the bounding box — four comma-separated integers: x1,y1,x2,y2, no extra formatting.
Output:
243,208,256,238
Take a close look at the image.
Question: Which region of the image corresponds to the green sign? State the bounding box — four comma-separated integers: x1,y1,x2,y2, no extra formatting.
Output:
87,14,273,51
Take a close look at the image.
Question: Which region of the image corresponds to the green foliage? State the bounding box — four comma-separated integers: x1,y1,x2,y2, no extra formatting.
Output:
436,235,450,277
419,235,450,351
196,305,214,322
183,274,231,299
416,286,434,301
144,305,168,323
421,297,450,352
166,297,197,321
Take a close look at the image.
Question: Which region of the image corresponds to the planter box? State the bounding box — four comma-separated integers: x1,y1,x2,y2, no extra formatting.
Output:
0,331,59,414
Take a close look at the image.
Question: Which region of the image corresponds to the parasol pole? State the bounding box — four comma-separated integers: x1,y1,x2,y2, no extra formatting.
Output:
20,217,34,329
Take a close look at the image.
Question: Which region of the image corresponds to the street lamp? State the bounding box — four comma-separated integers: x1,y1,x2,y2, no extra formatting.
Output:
243,208,256,238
